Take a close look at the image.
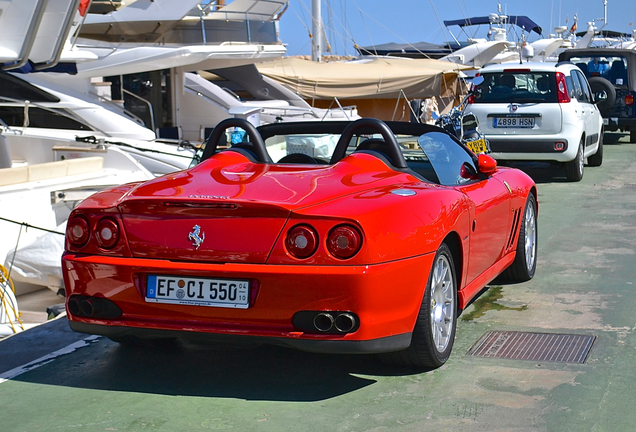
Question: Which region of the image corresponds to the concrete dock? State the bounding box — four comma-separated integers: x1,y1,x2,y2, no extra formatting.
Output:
1,132,635,432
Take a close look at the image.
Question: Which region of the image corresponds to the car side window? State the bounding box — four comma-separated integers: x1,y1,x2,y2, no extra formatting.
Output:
569,72,584,101
417,132,476,186
573,71,592,103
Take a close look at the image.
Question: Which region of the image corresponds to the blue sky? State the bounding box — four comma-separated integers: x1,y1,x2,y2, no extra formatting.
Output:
277,0,636,56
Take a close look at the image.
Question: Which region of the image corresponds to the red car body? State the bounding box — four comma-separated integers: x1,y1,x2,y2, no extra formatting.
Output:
62,119,537,368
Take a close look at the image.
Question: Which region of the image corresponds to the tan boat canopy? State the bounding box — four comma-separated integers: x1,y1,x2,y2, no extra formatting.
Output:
256,57,473,100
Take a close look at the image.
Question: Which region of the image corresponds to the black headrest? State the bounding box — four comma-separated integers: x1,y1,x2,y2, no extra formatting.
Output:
355,139,397,166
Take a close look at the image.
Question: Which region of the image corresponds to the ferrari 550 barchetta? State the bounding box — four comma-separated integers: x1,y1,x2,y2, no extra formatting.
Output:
62,118,537,369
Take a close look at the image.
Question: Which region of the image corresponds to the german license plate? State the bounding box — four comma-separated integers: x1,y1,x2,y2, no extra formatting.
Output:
493,117,535,128
146,275,250,309
465,138,488,154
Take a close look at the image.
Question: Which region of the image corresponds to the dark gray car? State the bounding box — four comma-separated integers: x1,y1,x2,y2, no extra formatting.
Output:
559,48,636,142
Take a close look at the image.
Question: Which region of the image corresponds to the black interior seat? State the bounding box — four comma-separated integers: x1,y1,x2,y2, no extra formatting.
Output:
277,153,320,164
354,139,397,166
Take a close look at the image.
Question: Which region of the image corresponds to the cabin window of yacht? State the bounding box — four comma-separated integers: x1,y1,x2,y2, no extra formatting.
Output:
0,74,60,103
0,107,93,131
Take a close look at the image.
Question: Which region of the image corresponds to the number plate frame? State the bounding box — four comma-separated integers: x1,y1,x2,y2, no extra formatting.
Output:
493,117,535,128
465,138,489,154
146,275,250,309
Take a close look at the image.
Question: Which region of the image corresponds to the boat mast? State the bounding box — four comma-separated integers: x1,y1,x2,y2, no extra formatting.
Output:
311,0,322,62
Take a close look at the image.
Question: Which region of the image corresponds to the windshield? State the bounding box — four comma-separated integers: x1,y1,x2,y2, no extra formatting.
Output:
193,123,479,186
473,72,558,103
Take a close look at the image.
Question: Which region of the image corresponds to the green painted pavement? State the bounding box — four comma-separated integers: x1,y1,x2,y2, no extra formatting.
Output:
2,133,636,431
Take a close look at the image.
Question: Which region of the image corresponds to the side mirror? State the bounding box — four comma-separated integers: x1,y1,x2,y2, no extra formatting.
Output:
472,76,485,86
594,90,608,104
478,153,497,174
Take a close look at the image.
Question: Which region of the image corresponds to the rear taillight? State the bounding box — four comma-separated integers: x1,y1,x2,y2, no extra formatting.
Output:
625,94,634,106
556,72,570,103
327,225,362,259
67,216,90,248
95,218,120,249
286,225,318,259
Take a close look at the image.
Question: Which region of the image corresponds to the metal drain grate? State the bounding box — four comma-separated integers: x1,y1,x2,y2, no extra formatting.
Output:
467,331,595,364
623,184,636,190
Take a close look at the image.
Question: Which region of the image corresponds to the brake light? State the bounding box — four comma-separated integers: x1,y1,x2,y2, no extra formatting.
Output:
556,72,570,103
67,216,90,248
625,94,634,106
286,225,318,259
503,68,531,73
95,218,120,249
327,225,362,259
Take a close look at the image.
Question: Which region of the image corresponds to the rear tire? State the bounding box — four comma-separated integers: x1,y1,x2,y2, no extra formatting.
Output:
499,194,537,282
588,77,616,117
565,139,584,182
379,243,457,370
587,131,603,167
630,128,636,144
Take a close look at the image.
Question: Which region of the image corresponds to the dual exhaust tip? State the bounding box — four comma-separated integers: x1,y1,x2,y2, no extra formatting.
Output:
68,295,122,319
313,312,356,333
292,310,359,334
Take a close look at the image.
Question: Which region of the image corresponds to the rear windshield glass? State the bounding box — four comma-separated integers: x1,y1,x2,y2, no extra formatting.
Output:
568,55,628,87
473,72,558,103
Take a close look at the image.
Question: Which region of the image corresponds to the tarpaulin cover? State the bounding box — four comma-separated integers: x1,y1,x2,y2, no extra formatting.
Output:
256,57,472,100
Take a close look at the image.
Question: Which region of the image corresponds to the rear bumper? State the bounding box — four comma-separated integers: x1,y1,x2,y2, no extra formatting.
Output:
487,137,576,162
69,321,413,354
62,252,435,353
603,116,636,131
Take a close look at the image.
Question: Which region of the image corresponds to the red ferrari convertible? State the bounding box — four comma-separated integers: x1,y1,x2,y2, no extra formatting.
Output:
62,118,537,369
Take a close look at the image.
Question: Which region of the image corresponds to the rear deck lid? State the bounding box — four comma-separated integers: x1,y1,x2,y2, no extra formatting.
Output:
118,152,412,263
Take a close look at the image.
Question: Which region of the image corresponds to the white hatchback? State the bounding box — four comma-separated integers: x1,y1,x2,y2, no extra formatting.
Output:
467,62,604,181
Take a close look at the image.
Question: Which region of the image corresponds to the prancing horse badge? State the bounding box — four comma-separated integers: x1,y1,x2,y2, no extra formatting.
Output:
188,225,205,249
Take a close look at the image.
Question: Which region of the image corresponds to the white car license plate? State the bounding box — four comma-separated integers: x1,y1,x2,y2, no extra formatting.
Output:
493,117,535,128
146,275,250,309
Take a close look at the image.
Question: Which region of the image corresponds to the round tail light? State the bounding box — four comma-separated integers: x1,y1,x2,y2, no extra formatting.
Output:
67,216,90,248
625,94,634,106
95,218,120,249
327,225,362,259
286,225,318,259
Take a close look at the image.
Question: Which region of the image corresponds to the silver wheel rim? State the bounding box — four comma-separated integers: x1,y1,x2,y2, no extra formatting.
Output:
429,254,455,353
578,143,584,175
524,202,537,272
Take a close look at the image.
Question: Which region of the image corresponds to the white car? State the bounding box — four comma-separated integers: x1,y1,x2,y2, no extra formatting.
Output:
467,62,604,181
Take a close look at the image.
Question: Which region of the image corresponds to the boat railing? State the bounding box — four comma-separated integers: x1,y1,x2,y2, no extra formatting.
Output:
121,89,156,131
89,91,153,131
0,96,109,135
319,97,357,121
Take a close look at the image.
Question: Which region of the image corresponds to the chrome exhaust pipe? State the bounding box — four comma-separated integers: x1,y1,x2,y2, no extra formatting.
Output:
68,297,80,316
80,299,99,317
334,313,356,333
313,313,334,332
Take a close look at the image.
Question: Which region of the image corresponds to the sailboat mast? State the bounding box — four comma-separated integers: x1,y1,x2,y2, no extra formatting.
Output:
311,0,322,62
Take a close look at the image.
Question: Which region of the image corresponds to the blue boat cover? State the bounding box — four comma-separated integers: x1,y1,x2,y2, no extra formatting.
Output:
444,16,542,35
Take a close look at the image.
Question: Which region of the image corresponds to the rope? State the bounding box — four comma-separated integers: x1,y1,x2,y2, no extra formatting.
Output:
74,135,195,159
0,216,65,236
0,264,23,333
